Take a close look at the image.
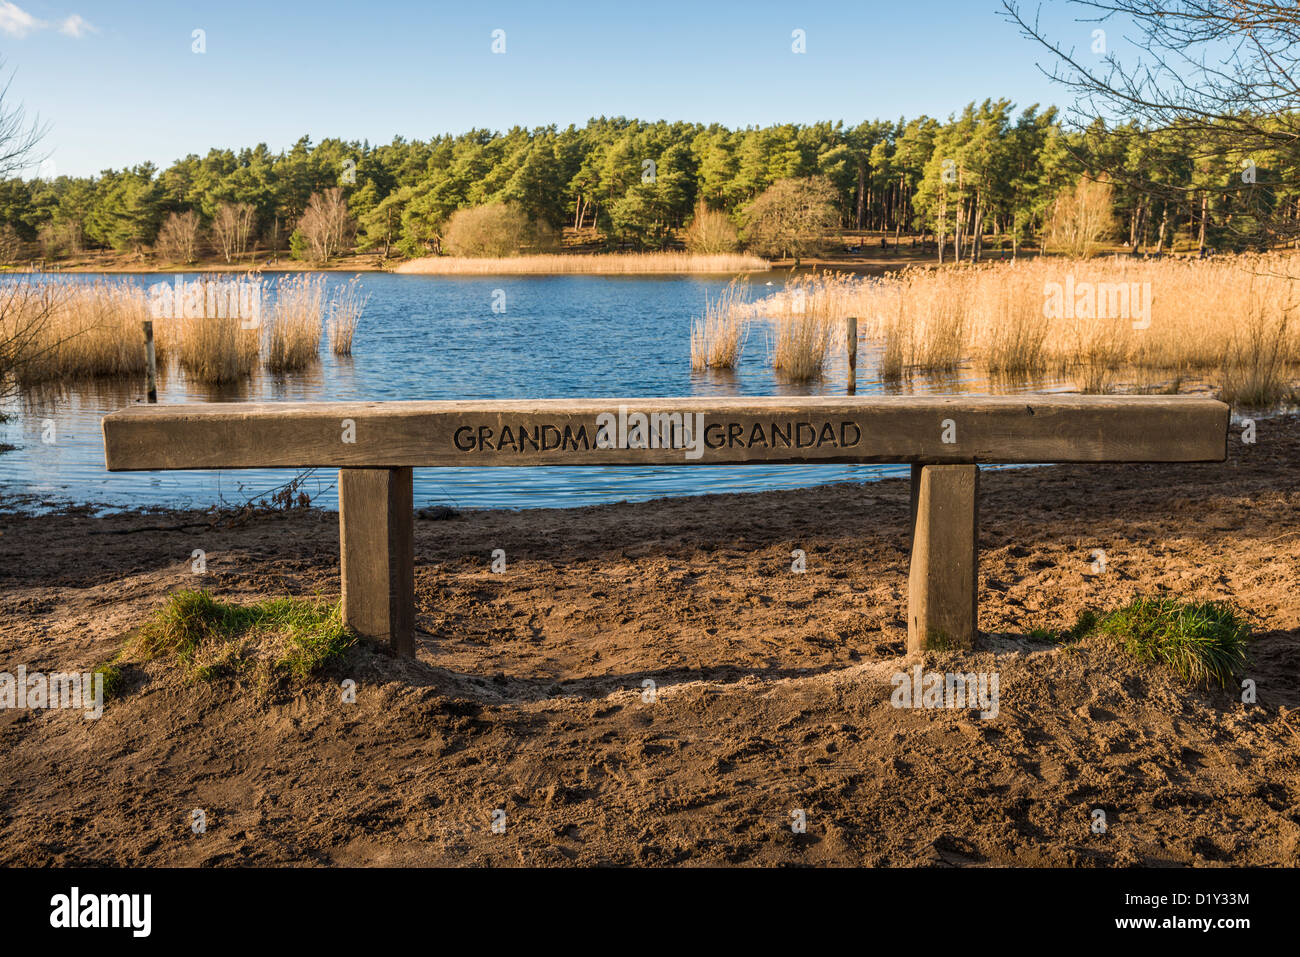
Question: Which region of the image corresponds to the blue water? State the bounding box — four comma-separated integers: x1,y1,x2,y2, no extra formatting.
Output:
0,272,1066,511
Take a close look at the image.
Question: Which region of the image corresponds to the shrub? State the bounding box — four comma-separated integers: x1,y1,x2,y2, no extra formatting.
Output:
442,203,552,258
741,176,839,265
1044,177,1115,258
683,201,739,254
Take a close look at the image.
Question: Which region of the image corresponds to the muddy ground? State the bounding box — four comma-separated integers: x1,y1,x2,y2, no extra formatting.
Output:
1,417,1297,866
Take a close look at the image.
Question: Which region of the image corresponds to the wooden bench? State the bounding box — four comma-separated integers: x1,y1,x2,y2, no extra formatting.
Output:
103,395,1229,656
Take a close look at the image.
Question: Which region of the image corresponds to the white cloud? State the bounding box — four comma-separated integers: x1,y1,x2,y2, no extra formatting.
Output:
0,2,43,37
0,3,94,38
58,14,94,37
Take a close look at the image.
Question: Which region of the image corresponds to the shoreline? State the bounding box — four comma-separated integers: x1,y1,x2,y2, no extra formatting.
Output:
6,244,956,277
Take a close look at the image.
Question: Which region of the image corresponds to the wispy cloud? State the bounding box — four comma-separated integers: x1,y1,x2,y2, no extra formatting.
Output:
0,2,42,37
0,3,93,38
58,13,94,37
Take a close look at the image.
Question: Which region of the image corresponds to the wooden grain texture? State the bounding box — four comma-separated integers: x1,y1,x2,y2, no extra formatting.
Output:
908,465,979,652
339,468,414,655
103,395,1229,470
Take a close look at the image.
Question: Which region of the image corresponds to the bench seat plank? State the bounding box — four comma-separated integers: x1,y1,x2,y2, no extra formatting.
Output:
104,395,1229,470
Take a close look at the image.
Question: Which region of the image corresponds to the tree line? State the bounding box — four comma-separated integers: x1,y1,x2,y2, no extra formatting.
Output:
3,101,1296,263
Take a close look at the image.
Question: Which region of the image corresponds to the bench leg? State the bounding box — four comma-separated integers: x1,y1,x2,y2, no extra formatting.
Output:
908,464,978,652
339,467,415,656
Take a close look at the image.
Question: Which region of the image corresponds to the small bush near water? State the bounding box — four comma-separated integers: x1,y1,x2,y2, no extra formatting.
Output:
442,202,554,258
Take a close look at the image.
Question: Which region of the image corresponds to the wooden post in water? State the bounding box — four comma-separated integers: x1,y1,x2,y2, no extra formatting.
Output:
142,321,157,403
846,316,858,395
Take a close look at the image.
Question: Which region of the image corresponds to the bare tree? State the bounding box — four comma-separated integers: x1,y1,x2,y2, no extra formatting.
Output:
1003,1,1300,248
0,64,45,179
211,201,255,264
1044,177,1116,256
37,221,82,260
0,224,23,264
155,210,201,263
297,188,356,264
0,64,47,398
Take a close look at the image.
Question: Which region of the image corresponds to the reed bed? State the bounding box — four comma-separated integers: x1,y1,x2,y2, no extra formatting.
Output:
265,275,325,372
395,252,770,275
735,254,1300,404
1,280,150,387
174,311,260,384
690,280,748,371
744,275,845,381
163,277,261,384
327,277,367,356
2,275,366,388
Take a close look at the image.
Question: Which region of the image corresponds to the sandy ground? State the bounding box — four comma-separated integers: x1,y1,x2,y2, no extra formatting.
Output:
0,418,1298,867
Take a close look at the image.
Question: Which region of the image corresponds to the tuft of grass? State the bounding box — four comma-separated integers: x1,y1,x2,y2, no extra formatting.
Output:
93,661,126,700
129,589,357,684
1027,609,1097,644
1077,598,1250,688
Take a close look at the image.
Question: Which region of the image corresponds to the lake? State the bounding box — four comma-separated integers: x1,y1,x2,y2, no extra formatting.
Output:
0,272,1070,511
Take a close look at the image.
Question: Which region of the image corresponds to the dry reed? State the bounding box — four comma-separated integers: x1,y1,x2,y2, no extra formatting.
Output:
745,275,843,381
735,254,1300,403
395,252,770,275
327,277,367,356
0,280,150,386
690,280,748,371
265,275,324,372
173,309,259,385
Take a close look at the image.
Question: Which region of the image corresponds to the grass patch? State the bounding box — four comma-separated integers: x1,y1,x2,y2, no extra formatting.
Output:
128,589,357,684
1025,610,1097,645
92,661,126,699
1076,598,1250,688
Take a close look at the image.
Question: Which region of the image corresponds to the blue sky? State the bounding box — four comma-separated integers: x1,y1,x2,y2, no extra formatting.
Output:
3,0,1116,177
